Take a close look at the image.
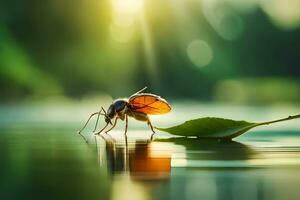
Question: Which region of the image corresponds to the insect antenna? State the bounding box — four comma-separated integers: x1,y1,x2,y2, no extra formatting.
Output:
132,86,148,96
101,107,113,125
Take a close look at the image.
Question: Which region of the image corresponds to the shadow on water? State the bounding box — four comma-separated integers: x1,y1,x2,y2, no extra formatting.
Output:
156,137,257,161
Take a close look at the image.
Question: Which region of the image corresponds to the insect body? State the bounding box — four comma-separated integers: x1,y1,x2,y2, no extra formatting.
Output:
78,87,171,138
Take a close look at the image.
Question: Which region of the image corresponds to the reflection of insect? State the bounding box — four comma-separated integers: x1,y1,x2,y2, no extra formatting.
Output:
78,87,171,138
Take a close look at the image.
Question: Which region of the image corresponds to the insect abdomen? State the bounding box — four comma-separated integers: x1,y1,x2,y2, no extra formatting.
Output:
127,110,149,122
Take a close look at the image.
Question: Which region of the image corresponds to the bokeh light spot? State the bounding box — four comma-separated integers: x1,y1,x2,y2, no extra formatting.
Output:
186,40,213,67
260,0,300,30
218,13,244,41
202,1,244,41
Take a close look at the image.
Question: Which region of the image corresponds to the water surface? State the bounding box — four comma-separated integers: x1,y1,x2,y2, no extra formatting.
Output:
0,104,300,200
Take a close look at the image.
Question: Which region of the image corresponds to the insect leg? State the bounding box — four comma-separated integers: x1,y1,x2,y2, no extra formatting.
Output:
79,133,89,144
78,112,102,135
124,114,128,136
93,107,106,132
147,119,156,140
95,122,109,135
105,117,118,134
147,119,155,133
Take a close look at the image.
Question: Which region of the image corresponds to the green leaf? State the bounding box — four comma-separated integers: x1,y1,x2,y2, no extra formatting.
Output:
155,114,300,139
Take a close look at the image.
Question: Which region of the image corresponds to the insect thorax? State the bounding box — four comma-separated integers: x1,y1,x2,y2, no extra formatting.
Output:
113,99,128,112
105,99,128,119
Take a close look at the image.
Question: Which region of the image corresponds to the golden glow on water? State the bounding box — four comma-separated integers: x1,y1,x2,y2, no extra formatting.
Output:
111,176,148,200
95,134,172,181
149,142,174,157
171,158,188,167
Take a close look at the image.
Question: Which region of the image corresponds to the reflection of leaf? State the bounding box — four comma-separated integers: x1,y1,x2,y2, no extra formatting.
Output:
156,114,300,139
155,138,256,160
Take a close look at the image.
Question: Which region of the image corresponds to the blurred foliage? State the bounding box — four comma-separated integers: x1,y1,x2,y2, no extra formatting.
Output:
214,78,300,104
0,26,62,98
0,0,300,103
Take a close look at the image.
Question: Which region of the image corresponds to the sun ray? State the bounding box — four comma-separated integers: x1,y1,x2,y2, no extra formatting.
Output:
138,11,160,87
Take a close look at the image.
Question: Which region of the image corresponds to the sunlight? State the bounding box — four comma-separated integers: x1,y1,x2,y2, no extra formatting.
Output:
110,0,145,43
138,12,160,86
110,0,159,86
112,0,144,15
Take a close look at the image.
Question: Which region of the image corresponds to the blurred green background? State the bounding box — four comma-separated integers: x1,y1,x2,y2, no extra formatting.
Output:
1,2,300,200
1,0,300,104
